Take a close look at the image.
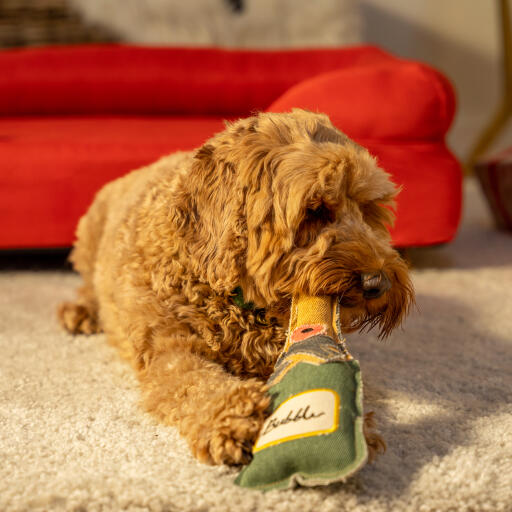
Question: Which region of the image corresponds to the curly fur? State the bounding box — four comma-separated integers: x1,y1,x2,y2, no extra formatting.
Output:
58,110,414,465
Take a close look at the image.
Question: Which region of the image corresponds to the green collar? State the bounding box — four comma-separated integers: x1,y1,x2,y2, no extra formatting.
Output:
231,287,269,324
231,286,256,310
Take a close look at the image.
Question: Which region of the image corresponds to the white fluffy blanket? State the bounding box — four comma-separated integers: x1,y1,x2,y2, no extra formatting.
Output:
68,0,361,47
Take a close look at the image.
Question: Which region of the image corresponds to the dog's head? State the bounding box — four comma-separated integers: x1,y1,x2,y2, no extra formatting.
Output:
183,110,414,337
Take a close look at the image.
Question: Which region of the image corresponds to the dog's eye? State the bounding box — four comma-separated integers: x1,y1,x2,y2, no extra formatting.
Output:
296,203,335,247
306,204,334,222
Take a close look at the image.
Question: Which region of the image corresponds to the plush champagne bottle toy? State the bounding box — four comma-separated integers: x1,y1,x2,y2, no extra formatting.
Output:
235,294,368,490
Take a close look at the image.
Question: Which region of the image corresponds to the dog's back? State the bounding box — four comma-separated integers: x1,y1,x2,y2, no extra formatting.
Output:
59,150,193,338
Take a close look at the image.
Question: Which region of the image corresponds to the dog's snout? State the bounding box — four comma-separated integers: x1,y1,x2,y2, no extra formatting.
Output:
361,271,391,300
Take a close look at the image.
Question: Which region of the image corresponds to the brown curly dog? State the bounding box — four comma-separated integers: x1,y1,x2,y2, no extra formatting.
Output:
58,110,414,466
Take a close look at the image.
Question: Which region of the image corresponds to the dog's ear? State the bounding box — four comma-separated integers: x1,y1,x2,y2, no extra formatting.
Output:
179,140,248,294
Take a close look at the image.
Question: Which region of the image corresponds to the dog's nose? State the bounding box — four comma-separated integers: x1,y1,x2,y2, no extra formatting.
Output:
361,271,391,299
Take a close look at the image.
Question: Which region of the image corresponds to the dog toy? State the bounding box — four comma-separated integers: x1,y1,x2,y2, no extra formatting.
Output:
235,294,368,490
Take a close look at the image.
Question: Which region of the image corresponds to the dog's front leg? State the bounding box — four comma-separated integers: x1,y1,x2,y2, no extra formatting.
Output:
138,341,270,465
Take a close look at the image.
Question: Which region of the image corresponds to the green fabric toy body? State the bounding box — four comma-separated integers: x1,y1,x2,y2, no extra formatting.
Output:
235,295,368,491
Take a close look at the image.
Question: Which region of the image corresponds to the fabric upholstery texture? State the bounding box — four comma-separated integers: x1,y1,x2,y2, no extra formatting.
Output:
0,44,462,249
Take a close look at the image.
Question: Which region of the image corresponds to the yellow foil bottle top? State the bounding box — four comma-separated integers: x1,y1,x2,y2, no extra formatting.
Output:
285,294,351,359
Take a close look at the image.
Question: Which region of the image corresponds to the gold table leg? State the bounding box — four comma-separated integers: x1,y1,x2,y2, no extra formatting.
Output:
467,0,512,171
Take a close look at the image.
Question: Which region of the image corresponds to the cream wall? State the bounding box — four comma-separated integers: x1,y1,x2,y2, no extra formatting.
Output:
360,0,506,162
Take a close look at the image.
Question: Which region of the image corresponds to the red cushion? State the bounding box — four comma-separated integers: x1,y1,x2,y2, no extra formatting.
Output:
361,141,461,247
0,116,225,248
268,62,456,140
0,116,460,249
0,44,394,116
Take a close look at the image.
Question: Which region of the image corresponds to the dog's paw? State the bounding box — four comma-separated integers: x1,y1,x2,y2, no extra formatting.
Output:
58,301,100,335
193,379,270,465
363,411,386,463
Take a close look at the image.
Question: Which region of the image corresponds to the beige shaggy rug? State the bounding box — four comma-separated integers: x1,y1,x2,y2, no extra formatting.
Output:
1,178,511,512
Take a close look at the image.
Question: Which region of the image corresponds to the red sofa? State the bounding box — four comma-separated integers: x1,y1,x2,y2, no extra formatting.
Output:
0,44,461,249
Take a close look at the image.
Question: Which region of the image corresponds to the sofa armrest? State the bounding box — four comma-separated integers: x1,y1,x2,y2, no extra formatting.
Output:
268,61,456,141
